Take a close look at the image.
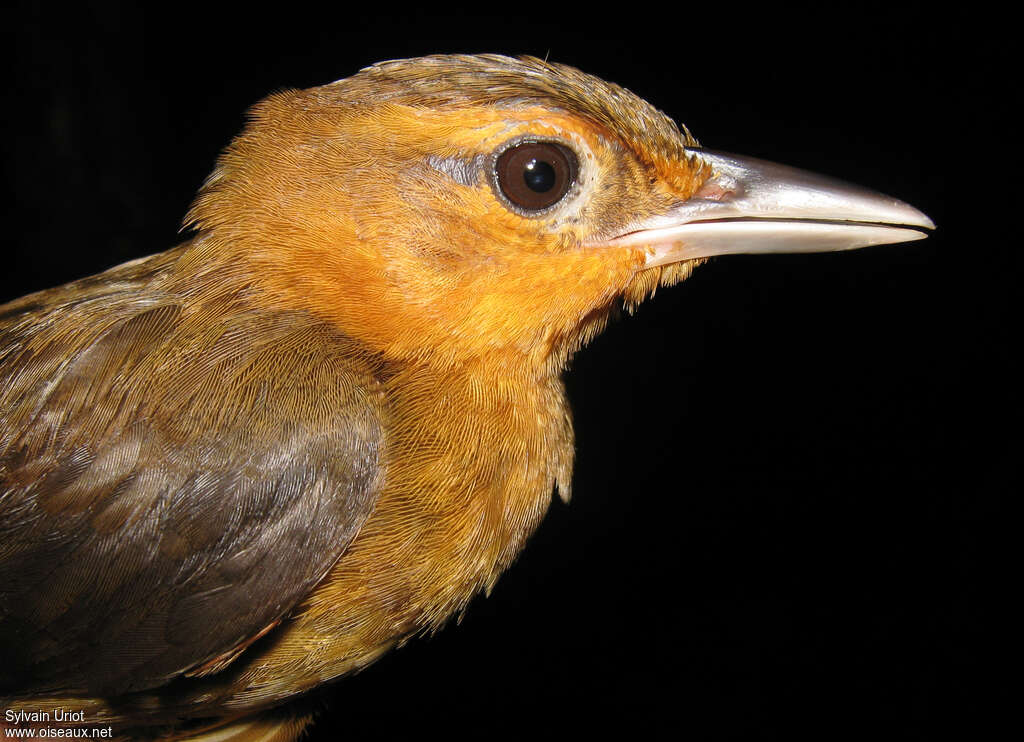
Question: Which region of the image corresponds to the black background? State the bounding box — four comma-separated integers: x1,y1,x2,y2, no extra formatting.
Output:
4,4,1014,739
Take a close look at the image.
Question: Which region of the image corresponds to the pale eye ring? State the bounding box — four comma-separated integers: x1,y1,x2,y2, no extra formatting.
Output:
491,139,579,215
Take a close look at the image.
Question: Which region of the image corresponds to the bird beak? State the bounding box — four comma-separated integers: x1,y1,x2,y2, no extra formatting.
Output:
597,148,935,267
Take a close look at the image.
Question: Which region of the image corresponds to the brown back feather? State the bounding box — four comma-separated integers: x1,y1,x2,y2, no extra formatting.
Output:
0,246,387,696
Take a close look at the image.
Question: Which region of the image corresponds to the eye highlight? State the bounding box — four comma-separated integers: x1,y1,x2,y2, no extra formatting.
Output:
492,140,578,214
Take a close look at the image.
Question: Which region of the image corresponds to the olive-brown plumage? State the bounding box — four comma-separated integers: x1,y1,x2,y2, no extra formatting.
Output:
0,55,931,740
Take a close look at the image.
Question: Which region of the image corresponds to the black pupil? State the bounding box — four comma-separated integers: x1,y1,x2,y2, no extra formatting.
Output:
523,159,556,192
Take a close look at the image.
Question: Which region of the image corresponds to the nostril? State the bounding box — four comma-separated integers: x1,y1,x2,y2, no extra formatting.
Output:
691,178,740,202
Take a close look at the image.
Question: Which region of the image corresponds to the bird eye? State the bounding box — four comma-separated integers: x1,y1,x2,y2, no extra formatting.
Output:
493,141,578,214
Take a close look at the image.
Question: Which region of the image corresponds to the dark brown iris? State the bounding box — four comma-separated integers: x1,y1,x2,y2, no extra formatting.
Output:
494,141,577,213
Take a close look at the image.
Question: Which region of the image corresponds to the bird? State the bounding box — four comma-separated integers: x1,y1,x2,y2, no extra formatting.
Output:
0,54,933,741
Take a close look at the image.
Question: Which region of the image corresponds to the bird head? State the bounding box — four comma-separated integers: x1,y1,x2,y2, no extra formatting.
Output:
183,55,932,373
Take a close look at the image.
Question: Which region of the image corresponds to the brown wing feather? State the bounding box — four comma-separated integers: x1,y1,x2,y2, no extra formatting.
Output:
0,247,386,696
